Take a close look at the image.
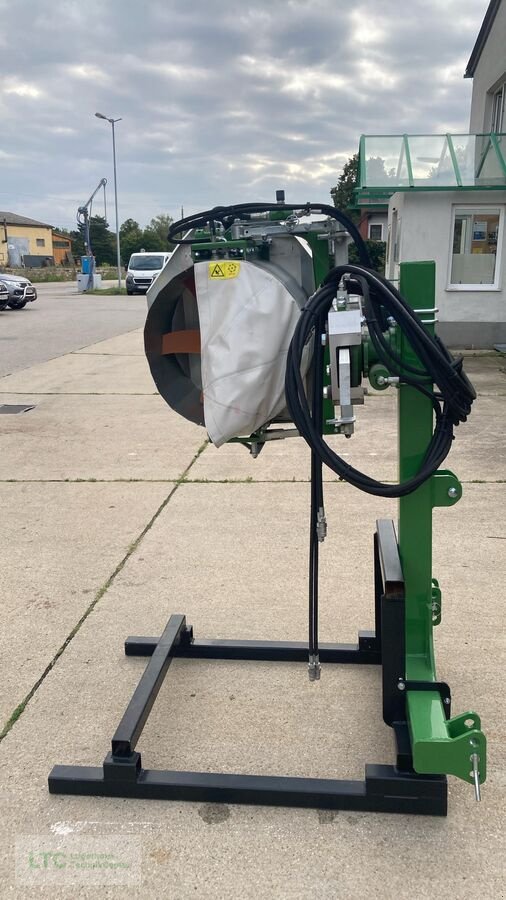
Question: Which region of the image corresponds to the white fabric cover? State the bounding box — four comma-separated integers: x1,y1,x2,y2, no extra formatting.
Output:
194,260,306,446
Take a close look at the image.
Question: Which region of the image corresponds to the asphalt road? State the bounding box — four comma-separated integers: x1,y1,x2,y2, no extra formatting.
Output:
0,281,147,376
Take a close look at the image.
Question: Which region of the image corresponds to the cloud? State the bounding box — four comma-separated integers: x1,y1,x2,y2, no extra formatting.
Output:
3,80,43,98
0,0,490,231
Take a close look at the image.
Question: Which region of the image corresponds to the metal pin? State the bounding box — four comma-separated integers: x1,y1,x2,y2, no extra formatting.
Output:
470,753,481,801
316,507,327,542
308,654,321,682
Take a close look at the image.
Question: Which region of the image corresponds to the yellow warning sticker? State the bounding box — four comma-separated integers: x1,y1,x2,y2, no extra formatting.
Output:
209,261,241,279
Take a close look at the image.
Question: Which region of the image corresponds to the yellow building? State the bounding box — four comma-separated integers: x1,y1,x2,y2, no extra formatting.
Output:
0,211,54,267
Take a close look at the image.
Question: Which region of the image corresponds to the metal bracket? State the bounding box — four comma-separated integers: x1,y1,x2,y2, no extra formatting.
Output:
431,470,462,507
398,679,452,719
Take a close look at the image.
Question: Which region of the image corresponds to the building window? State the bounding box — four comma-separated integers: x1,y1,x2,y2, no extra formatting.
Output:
36,238,45,247
491,83,505,133
368,223,383,241
53,240,69,248
448,206,503,290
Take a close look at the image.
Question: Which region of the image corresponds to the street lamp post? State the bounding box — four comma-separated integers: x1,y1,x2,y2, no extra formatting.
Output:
95,112,122,291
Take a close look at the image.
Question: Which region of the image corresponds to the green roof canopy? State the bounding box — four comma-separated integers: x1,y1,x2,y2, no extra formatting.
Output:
358,134,506,193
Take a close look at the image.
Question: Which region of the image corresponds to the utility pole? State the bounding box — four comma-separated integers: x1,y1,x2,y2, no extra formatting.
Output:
95,112,122,291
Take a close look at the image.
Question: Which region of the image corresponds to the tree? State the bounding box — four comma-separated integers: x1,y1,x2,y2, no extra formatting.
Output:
119,218,144,265
348,239,386,274
331,153,386,274
142,214,174,251
72,215,115,265
119,218,141,238
330,154,359,222
68,229,85,259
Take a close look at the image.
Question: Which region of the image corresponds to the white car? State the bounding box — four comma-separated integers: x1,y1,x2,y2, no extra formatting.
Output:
0,272,38,309
0,280,8,310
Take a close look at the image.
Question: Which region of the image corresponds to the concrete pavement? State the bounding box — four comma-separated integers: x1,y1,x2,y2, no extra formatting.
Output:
0,280,145,376
0,324,505,898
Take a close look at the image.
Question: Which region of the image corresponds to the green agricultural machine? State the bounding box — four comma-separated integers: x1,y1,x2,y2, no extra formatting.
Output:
50,198,486,815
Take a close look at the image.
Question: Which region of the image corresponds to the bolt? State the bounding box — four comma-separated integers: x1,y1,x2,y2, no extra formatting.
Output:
470,752,481,801
326,365,331,376
321,333,327,347
447,486,458,498
397,680,406,691
323,386,331,400
444,697,451,705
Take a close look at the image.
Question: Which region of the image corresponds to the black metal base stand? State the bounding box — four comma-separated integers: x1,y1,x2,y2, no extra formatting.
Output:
48,520,447,816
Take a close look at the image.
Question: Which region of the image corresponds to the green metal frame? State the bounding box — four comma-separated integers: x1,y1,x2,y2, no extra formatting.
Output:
296,243,487,787
187,219,486,789
398,261,486,786
305,231,336,429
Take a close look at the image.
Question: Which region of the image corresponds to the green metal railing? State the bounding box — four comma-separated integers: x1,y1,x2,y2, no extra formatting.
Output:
358,132,506,194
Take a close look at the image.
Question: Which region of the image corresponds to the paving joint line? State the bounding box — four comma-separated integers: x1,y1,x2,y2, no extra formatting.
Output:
0,476,503,485
0,438,209,744
0,478,180,484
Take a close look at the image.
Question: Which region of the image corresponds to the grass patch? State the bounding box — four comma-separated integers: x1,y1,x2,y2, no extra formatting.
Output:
4,267,121,283
85,287,128,296
6,268,77,283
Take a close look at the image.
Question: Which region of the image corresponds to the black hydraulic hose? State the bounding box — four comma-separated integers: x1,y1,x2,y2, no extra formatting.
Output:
358,268,475,424
285,264,475,498
167,202,372,268
308,311,325,666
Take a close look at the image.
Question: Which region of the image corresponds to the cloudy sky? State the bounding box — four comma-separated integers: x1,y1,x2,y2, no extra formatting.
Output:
0,0,489,232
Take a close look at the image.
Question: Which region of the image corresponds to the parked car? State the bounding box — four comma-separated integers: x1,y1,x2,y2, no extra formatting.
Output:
0,281,8,310
0,273,38,309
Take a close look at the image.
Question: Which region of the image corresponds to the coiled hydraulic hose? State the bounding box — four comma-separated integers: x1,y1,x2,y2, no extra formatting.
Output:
285,263,476,498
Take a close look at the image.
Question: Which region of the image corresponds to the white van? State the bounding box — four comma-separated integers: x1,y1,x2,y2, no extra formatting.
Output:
126,250,171,295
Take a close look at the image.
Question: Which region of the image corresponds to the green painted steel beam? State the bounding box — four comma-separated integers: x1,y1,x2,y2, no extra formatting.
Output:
398,261,486,788
191,239,249,251
305,232,331,285
305,232,335,431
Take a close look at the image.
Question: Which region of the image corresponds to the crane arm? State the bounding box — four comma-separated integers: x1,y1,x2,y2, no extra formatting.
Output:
78,178,107,217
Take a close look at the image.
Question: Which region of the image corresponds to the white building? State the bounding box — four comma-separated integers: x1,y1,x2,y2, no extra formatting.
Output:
466,0,506,134
355,1,506,348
